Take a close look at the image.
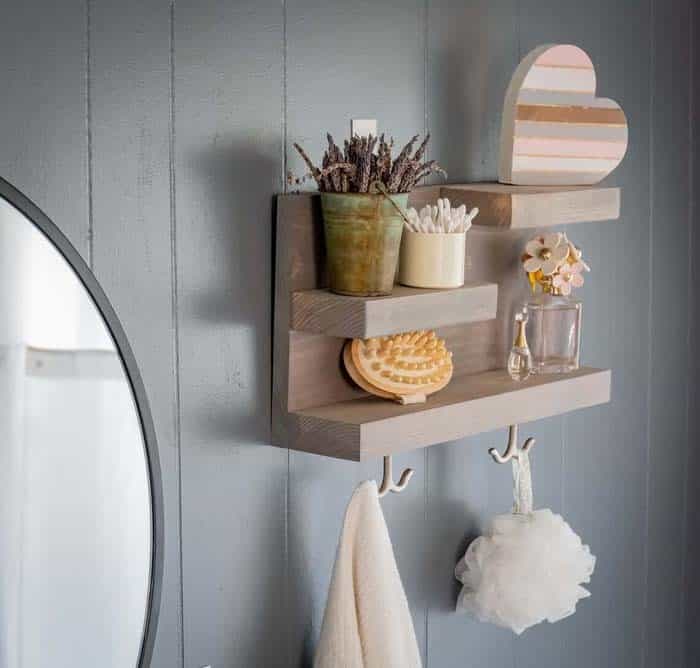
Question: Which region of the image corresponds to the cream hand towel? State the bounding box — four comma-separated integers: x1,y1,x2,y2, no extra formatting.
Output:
314,481,422,668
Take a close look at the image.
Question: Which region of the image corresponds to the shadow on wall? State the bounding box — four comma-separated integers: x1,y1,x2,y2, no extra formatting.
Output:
429,6,516,183
288,466,319,668
181,134,291,667
185,136,280,447
429,443,484,613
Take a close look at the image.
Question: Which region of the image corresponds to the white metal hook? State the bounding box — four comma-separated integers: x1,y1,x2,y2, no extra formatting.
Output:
378,455,414,498
488,424,535,464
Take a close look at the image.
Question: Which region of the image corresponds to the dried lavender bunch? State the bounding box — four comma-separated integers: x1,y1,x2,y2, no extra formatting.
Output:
292,132,445,193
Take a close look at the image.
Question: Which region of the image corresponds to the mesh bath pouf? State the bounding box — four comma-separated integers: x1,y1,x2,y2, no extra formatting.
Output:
455,451,595,635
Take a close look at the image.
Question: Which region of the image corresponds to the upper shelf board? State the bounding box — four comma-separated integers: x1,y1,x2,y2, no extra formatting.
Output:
291,281,498,338
440,183,620,228
288,367,611,461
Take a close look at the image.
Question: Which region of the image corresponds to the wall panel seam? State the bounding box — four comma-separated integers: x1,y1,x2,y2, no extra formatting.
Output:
282,0,288,194
423,4,429,665
85,0,94,269
423,443,429,668
282,2,292,665
680,4,695,665
169,2,185,666
423,0,428,141
641,1,656,667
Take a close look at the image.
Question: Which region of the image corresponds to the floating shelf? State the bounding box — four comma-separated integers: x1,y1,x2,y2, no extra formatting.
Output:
272,187,617,461
291,282,498,339
441,183,620,228
289,367,611,461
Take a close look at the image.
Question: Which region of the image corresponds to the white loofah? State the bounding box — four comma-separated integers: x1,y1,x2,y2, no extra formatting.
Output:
455,454,595,635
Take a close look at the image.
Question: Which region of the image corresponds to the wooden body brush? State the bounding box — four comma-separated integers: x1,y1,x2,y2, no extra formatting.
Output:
343,330,453,404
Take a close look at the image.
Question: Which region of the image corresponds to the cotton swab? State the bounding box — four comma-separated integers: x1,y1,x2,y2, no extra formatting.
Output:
404,198,479,234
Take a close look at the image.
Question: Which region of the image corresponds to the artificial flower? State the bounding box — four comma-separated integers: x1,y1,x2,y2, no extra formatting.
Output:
552,262,586,295
523,233,569,276
565,238,590,272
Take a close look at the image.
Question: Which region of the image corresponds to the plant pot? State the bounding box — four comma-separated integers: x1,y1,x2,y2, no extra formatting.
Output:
398,230,466,289
320,192,407,296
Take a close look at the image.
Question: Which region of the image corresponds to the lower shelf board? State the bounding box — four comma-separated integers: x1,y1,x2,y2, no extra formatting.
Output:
286,367,611,461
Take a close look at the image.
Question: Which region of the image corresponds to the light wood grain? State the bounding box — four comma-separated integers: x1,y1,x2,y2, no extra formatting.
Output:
291,282,497,338
442,183,620,228
289,367,611,460
275,188,596,416
273,187,616,434
274,192,504,418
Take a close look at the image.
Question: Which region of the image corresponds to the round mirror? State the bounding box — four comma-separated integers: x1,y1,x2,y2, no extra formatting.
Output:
0,178,162,668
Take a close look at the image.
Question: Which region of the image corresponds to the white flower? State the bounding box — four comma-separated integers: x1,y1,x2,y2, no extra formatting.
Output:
523,233,569,276
566,239,590,272
552,261,586,295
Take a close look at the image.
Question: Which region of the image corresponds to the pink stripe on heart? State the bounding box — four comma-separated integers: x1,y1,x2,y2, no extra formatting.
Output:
535,44,594,69
513,136,627,159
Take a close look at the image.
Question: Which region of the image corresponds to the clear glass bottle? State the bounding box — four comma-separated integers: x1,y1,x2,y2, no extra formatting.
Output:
507,310,532,381
525,291,582,374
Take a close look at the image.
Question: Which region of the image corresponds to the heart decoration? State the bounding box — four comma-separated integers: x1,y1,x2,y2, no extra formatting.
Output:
498,44,628,186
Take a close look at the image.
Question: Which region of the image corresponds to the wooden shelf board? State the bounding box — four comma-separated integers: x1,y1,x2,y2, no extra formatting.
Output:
288,367,611,461
440,183,620,229
291,281,498,338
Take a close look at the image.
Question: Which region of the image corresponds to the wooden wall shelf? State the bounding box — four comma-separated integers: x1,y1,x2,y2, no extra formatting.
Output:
442,183,620,228
272,184,616,461
291,282,498,338
288,367,611,461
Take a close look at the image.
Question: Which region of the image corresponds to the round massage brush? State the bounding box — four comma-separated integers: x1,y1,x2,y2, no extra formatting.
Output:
343,330,453,404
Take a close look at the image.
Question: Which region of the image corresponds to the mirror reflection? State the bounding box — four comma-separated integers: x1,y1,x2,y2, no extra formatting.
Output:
0,196,151,667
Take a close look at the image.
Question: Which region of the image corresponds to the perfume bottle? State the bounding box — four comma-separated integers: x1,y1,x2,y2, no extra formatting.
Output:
519,232,587,374
525,290,582,374
507,310,532,381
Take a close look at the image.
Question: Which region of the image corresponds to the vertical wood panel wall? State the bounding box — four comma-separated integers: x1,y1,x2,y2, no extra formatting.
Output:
684,4,700,666
0,1,696,666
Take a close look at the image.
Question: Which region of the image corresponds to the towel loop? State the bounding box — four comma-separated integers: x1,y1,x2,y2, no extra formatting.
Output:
488,424,535,464
378,455,414,498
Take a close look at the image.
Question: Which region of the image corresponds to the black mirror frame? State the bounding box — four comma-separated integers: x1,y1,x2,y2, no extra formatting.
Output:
0,175,164,667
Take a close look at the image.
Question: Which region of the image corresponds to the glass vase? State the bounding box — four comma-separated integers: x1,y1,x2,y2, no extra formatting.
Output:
524,293,582,374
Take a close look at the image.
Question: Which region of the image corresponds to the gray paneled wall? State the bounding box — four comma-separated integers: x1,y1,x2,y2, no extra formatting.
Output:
89,2,182,665
0,1,696,667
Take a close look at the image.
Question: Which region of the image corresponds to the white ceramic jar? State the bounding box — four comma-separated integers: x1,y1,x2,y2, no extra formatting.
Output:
398,230,466,289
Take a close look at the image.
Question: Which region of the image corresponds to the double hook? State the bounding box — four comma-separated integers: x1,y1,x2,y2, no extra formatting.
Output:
377,424,533,495
488,424,535,464
378,455,414,498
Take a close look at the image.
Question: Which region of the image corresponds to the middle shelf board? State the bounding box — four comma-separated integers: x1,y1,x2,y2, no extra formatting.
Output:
291,281,498,338
288,367,611,461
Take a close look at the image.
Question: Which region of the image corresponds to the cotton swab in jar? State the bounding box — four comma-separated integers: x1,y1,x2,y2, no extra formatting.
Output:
404,198,479,234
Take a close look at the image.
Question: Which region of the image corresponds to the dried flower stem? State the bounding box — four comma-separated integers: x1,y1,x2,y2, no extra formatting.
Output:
292,131,445,193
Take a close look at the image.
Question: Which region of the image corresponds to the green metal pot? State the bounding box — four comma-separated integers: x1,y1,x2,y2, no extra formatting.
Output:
320,192,408,296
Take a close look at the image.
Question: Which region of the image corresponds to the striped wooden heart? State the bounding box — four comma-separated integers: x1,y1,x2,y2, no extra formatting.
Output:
499,44,628,185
